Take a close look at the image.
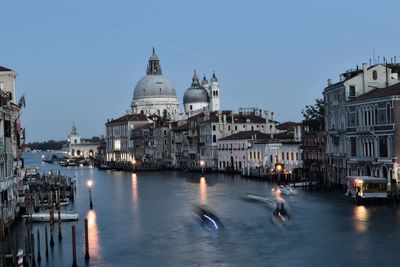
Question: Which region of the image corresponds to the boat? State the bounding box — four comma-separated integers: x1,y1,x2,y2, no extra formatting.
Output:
22,211,79,222
271,203,290,227
192,205,224,232
346,176,388,204
243,194,276,209
272,185,298,195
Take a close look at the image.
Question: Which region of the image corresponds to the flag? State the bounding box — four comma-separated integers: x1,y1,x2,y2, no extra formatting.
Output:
18,95,25,108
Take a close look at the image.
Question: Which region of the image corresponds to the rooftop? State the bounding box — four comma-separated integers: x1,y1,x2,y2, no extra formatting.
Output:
348,82,400,102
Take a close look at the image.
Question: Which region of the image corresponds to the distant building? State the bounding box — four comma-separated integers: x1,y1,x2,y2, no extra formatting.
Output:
217,130,302,177
105,114,151,162
183,71,220,115
65,124,99,158
302,129,326,180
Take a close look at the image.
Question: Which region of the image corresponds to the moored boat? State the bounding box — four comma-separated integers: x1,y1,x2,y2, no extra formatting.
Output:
22,211,79,222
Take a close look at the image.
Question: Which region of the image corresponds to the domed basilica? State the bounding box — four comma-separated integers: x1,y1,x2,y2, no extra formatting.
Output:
131,49,220,120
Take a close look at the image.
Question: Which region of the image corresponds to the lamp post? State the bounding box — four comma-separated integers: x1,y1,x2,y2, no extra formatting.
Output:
87,180,93,210
276,163,283,184
200,160,205,175
131,157,136,172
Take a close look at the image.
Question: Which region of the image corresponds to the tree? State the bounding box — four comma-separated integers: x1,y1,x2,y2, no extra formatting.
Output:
301,98,324,131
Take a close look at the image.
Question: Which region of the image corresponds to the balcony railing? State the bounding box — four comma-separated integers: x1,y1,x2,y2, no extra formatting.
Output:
0,153,14,180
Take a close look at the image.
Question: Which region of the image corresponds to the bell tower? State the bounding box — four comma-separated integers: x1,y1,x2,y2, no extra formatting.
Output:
209,72,220,111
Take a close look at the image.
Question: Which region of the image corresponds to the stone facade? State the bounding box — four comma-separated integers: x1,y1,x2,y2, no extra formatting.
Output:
324,63,400,184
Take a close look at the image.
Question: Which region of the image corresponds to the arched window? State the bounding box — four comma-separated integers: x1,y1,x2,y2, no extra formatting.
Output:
190,105,193,111
372,70,378,80
140,110,144,115
212,125,216,131
212,135,216,143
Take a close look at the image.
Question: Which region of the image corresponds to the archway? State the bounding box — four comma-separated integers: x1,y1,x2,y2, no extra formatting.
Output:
365,166,371,176
382,166,388,179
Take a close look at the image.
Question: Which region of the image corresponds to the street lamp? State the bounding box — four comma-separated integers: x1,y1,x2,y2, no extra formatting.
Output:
200,160,205,175
275,163,283,184
131,157,136,172
87,180,93,210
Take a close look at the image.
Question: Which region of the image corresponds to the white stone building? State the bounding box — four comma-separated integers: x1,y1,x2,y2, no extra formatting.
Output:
183,71,220,115
131,48,180,119
217,130,302,176
65,124,99,158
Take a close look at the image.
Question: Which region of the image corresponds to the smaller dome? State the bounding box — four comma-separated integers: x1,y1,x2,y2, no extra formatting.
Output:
183,70,209,104
183,87,209,104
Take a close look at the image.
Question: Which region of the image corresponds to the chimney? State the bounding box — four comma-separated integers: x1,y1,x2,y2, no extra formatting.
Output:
223,114,227,123
271,112,274,121
327,79,332,86
362,63,368,94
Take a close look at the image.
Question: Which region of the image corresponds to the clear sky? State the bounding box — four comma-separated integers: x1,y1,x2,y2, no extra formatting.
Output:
2,0,400,142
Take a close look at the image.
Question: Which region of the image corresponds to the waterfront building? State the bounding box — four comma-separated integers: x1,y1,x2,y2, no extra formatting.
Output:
217,130,302,177
172,108,278,171
65,124,99,158
302,129,326,180
0,66,23,227
346,82,400,191
105,114,151,162
324,63,400,184
131,48,180,119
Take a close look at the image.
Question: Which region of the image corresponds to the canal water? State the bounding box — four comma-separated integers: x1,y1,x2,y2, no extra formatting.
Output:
13,152,400,266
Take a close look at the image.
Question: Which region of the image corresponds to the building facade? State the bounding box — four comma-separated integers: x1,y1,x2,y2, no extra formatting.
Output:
324,63,400,184
346,82,400,189
0,66,23,227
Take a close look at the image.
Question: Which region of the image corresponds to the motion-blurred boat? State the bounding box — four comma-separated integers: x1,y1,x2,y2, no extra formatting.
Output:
192,205,224,231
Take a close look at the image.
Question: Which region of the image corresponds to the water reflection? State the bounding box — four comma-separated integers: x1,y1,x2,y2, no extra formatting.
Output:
87,210,100,258
353,206,369,233
131,173,138,212
199,176,207,205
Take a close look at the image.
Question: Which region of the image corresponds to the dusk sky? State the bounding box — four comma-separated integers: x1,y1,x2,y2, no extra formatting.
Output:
2,0,400,142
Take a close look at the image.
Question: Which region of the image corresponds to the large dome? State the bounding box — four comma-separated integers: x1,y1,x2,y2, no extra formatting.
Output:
134,75,177,98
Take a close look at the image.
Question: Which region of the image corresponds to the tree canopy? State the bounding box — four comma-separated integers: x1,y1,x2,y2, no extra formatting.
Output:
301,98,324,131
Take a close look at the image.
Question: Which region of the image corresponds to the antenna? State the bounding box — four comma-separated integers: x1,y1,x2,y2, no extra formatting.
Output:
369,59,371,66
378,56,380,64
373,49,375,64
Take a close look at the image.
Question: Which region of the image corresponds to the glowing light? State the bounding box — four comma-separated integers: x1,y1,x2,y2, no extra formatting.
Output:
200,160,205,167
203,214,218,230
87,180,93,188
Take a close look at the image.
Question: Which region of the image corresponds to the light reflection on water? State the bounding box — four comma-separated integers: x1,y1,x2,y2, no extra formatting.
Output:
87,210,101,259
353,206,369,233
199,176,207,205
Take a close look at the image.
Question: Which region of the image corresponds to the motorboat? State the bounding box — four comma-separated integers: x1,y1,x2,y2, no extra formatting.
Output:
192,205,224,232
271,203,290,227
243,194,276,209
273,185,298,195
22,210,79,222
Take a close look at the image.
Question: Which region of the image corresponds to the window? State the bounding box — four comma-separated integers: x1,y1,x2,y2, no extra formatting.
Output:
228,126,231,131
350,138,357,157
213,125,216,131
282,152,284,160
372,70,378,80
379,136,388,157
349,86,356,97
291,153,294,161
235,126,237,131
190,105,193,111
296,153,299,161
212,135,217,143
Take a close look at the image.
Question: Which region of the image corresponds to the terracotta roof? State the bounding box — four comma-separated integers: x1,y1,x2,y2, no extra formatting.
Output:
0,66,13,72
348,82,400,102
276,121,302,131
219,131,270,141
106,114,148,124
